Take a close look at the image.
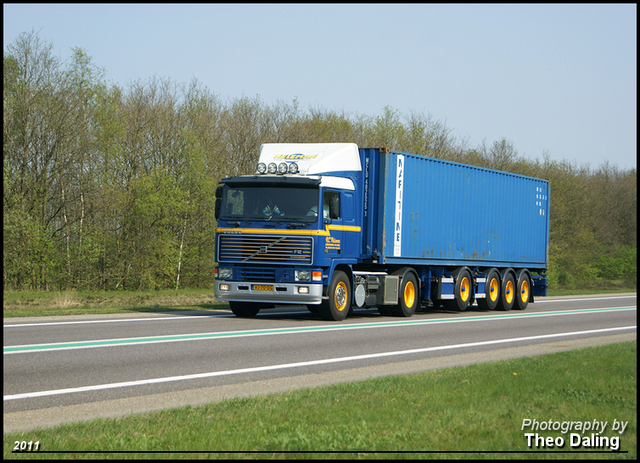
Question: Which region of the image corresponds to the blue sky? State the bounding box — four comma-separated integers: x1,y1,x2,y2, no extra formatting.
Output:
4,3,636,171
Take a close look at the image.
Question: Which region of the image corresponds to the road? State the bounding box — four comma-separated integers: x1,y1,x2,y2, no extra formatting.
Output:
3,293,636,433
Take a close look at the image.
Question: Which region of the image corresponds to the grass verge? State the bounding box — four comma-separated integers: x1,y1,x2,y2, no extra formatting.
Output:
4,341,636,459
2,289,227,317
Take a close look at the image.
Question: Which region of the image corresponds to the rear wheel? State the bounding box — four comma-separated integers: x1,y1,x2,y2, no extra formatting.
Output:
478,268,500,310
515,270,531,310
497,270,516,311
391,272,419,317
319,270,351,321
451,268,473,311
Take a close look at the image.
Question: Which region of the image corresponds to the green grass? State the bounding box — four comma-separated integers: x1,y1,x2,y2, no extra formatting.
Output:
4,341,636,459
2,289,227,317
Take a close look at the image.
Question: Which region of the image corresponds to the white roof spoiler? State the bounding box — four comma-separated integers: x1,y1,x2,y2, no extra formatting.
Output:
258,143,361,175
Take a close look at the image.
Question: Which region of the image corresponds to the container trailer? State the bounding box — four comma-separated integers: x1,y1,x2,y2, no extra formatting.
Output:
214,143,549,320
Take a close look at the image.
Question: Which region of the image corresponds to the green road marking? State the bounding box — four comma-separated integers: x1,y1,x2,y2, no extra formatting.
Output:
4,307,636,354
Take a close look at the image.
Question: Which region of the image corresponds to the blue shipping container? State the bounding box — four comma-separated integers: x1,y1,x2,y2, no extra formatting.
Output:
379,151,549,270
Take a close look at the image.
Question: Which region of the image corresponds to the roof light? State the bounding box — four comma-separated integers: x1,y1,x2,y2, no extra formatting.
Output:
288,162,299,174
267,163,277,174
256,163,267,174
278,163,288,174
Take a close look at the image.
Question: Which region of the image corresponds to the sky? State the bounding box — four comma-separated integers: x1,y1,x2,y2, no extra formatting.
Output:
4,3,637,171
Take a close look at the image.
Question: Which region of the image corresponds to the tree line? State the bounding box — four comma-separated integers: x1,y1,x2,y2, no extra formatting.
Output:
4,31,636,292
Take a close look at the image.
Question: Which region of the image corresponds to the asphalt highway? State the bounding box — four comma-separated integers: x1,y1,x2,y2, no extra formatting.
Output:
3,293,636,433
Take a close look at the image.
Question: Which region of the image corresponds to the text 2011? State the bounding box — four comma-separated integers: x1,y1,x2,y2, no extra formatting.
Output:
13,441,40,452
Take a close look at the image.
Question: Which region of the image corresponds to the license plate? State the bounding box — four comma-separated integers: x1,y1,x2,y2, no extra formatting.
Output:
252,284,274,291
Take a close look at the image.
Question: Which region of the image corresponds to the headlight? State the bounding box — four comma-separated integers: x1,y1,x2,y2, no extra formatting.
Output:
267,163,277,174
295,270,311,281
256,163,267,174
288,162,299,174
218,268,233,279
278,163,288,174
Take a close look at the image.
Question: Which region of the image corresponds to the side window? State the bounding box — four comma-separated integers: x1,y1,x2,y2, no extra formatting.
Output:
225,189,245,216
343,192,354,224
323,191,340,220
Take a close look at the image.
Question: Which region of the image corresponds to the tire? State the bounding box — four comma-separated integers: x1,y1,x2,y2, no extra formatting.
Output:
478,268,500,310
450,268,473,311
319,270,351,321
515,270,531,310
497,270,516,311
229,301,261,318
391,272,419,317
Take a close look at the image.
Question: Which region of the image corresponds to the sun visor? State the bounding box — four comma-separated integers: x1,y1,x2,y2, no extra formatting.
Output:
258,143,361,175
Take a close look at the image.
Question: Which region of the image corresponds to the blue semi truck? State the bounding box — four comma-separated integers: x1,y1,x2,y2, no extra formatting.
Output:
214,143,549,321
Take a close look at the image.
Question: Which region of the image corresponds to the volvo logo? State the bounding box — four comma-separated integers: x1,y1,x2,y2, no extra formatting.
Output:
259,245,268,254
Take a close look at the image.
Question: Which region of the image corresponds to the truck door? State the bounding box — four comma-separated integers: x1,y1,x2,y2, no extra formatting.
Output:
323,190,357,259
323,190,343,257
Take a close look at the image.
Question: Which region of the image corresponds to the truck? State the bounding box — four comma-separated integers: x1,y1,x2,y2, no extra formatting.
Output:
214,143,549,321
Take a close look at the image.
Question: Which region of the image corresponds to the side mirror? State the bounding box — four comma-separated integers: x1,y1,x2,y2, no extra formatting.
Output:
214,185,223,220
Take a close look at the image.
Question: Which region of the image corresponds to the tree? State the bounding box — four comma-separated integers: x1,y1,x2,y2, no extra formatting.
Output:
4,31,636,292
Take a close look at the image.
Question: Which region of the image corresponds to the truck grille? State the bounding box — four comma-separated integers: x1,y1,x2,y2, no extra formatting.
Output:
238,267,276,282
218,235,313,264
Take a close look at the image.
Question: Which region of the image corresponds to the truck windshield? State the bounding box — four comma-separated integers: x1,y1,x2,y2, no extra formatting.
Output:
220,185,320,223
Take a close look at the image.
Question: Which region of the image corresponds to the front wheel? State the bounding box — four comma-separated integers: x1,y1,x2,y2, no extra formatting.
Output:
229,301,261,318
319,270,351,321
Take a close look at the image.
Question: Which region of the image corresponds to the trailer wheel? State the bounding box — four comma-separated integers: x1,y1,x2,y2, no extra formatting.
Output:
319,270,350,321
515,271,530,310
452,268,473,311
497,271,516,311
478,268,500,310
391,272,419,317
229,301,261,318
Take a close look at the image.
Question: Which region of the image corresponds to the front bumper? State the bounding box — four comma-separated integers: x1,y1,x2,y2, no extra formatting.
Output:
215,281,323,305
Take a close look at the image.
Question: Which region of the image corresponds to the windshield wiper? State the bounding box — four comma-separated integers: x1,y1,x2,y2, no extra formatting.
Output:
286,222,311,229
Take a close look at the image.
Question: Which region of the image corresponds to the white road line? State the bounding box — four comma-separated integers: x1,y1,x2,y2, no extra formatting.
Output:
4,325,635,401
3,314,229,328
3,295,635,328
4,307,636,354
534,295,636,303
